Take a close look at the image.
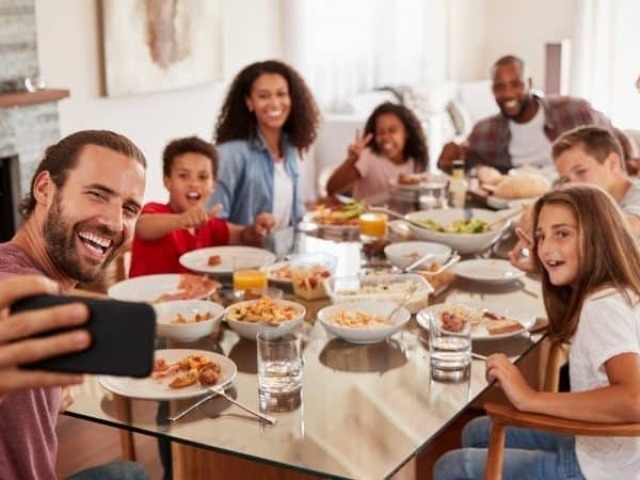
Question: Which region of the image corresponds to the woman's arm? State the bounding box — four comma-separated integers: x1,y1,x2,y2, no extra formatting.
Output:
487,352,640,423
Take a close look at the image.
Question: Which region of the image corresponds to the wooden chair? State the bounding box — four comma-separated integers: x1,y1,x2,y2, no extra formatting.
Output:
483,340,640,480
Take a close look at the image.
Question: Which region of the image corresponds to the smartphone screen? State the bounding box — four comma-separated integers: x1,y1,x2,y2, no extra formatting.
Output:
11,295,156,378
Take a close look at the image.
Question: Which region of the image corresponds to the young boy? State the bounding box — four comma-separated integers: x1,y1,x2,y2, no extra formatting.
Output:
129,136,275,277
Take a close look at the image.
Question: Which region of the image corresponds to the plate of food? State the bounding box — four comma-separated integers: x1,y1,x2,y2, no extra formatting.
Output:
264,261,293,286
98,349,237,400
303,199,367,231
389,173,450,192
108,274,220,303
452,259,526,284
224,297,305,340
417,302,535,340
179,246,276,275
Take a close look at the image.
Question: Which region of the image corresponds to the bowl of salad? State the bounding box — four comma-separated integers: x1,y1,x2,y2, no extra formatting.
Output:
403,208,511,255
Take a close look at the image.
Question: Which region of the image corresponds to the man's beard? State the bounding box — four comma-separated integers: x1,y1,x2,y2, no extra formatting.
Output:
500,95,533,121
42,193,122,283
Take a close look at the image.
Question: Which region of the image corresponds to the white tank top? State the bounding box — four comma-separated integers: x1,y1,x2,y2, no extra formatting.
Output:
272,161,293,229
508,105,553,168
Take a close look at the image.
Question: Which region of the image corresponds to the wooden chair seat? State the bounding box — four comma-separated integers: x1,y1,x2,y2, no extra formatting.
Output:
483,339,640,480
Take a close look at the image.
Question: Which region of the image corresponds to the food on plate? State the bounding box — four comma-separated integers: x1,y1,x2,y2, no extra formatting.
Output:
493,174,551,199
171,311,213,324
197,362,222,386
337,280,418,297
207,255,222,266
415,262,456,294
291,265,332,300
154,274,220,303
477,165,504,186
270,263,292,281
226,296,298,324
329,309,387,328
482,309,525,335
397,173,422,185
485,318,524,335
152,354,221,389
311,199,367,226
169,368,199,389
418,218,489,234
434,304,524,336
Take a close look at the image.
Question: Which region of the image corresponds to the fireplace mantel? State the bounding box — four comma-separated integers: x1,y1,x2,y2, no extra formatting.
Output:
0,88,70,108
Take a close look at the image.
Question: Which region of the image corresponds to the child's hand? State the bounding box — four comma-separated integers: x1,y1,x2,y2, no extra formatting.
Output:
346,129,373,163
180,205,210,229
508,226,535,273
485,353,534,411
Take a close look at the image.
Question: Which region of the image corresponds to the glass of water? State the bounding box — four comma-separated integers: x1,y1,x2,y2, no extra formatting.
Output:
428,311,472,382
256,332,303,396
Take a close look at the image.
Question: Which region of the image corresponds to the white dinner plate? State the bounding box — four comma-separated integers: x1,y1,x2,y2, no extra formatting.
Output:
388,175,449,192
417,303,535,340
99,349,237,401
452,259,526,284
107,274,219,302
179,246,276,275
264,261,292,286
301,212,360,233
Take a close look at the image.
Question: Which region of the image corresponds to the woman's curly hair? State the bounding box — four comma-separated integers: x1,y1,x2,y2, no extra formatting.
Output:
214,60,320,154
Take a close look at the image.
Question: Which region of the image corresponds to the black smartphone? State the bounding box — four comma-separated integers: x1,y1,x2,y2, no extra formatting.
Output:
10,295,156,378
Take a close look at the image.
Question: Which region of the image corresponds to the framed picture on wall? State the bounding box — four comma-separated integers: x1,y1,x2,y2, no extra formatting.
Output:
100,0,222,96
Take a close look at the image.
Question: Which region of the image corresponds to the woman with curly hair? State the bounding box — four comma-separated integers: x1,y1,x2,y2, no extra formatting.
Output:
326,102,429,202
207,60,320,231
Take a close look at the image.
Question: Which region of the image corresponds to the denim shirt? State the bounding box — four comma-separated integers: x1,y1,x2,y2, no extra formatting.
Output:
207,134,304,226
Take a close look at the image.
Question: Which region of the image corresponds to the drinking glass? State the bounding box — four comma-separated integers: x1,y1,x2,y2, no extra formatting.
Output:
358,212,388,242
256,332,303,395
232,255,268,299
428,311,471,382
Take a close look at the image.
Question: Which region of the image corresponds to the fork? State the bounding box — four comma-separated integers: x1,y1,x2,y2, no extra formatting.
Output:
209,386,277,424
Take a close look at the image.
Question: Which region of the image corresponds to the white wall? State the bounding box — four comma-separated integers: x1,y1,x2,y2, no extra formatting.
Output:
34,0,283,203
483,0,577,86
447,0,576,84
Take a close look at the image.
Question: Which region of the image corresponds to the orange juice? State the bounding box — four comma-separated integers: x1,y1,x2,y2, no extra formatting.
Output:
233,269,268,292
359,213,388,238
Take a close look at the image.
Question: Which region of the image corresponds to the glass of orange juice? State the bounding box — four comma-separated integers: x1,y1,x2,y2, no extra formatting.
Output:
232,255,268,299
358,212,388,242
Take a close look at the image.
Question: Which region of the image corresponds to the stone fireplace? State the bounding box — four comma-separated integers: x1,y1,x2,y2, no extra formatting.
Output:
0,0,68,240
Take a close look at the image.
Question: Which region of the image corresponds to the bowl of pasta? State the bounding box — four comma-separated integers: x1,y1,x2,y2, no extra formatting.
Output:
154,300,225,342
317,301,411,344
403,208,511,255
224,296,305,340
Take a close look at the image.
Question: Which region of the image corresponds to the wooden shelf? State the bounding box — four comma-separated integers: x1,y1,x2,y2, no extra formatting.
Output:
0,88,70,108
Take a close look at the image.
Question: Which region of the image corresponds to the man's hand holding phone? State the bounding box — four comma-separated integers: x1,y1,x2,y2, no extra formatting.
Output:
0,275,90,398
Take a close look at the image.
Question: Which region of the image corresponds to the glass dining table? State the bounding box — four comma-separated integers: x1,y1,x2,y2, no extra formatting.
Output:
65,229,547,480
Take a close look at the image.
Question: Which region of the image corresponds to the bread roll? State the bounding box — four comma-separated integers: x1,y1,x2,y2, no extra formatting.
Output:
493,174,551,199
477,165,504,186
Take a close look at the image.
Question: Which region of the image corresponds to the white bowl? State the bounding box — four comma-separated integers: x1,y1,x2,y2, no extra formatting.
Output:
224,298,305,340
323,273,433,314
317,301,411,344
404,208,510,255
154,300,225,342
384,241,452,270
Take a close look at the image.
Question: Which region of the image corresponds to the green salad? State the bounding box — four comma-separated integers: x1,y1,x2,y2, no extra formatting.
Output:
419,218,488,234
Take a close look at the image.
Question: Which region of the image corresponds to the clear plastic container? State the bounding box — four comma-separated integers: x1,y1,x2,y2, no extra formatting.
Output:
289,252,337,300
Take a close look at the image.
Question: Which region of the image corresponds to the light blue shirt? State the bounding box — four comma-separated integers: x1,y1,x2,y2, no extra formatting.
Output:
207,134,304,226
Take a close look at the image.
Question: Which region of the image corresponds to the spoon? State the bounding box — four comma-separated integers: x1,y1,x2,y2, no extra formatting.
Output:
385,283,418,323
419,254,461,276
403,253,435,273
